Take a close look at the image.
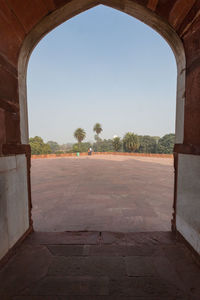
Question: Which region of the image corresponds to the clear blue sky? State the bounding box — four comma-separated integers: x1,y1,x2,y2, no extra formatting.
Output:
27,5,177,144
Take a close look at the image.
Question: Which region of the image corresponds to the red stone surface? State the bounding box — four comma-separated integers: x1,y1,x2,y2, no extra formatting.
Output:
0,230,199,299
0,67,18,103
6,0,49,33
0,108,6,146
0,54,17,78
0,0,25,65
5,111,20,143
147,0,159,11
42,0,56,12
168,0,196,29
178,1,200,36
156,0,178,20
184,66,200,145
184,16,200,68
31,155,173,232
53,0,73,9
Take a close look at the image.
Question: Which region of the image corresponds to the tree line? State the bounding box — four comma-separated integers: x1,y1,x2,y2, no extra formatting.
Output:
29,123,175,155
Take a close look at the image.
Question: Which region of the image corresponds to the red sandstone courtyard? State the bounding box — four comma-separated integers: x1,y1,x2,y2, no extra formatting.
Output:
31,155,173,232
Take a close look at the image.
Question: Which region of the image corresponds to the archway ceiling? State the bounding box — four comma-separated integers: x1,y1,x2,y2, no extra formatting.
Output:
0,0,199,68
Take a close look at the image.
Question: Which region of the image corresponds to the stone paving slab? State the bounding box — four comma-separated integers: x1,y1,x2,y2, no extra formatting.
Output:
109,276,184,297
31,156,173,232
22,276,109,296
0,231,200,299
125,256,156,276
48,256,126,279
86,244,127,256
125,231,176,245
0,245,52,297
47,245,85,256
25,231,100,245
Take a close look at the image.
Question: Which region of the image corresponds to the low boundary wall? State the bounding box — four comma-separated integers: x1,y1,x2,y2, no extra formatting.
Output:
31,152,173,159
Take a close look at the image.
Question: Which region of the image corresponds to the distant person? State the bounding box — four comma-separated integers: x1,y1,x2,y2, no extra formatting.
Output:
88,147,92,156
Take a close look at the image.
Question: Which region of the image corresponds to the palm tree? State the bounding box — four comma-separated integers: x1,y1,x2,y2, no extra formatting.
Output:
74,128,86,149
93,123,103,140
123,132,139,152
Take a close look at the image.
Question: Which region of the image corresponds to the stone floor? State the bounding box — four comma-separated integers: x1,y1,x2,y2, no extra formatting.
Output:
31,155,173,232
0,231,200,299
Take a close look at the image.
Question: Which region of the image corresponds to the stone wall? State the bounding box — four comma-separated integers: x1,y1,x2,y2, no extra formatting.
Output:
31,152,173,159
0,155,29,259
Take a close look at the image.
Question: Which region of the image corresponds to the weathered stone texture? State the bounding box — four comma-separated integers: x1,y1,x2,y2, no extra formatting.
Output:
178,1,200,36
42,0,57,12
5,111,20,144
168,0,196,30
0,231,199,298
0,68,18,102
184,15,200,68
0,1,24,66
184,67,200,144
156,0,177,20
147,0,159,11
6,0,49,33
0,108,6,146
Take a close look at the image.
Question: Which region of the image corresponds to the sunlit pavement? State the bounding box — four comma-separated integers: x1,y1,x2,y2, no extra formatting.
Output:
31,155,173,232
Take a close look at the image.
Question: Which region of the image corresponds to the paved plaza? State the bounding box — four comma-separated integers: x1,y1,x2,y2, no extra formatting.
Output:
31,155,173,232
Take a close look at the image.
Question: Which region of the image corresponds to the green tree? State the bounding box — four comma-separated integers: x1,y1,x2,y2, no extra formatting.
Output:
112,137,122,152
123,132,139,152
72,142,91,153
138,135,157,153
47,140,60,153
93,139,114,152
59,143,73,152
74,128,86,151
29,136,52,155
157,133,175,154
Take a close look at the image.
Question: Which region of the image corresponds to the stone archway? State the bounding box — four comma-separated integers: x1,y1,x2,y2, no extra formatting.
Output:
18,0,186,146
0,0,200,261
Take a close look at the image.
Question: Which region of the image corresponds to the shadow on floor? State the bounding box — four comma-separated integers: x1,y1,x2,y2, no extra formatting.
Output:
0,231,200,299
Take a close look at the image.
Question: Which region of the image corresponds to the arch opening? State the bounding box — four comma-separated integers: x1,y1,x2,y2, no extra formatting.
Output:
25,2,179,232
5,0,200,266
2,4,200,298
18,0,186,146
